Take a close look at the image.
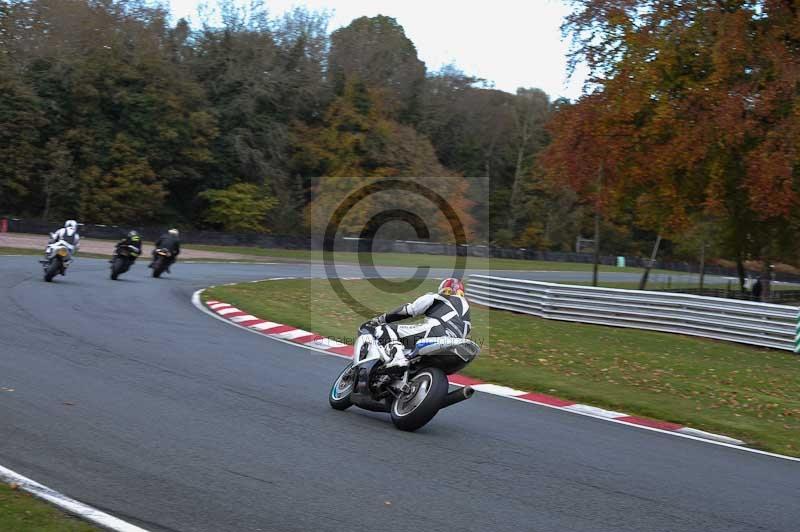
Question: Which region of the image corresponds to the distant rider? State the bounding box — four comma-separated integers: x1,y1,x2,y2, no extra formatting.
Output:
114,230,142,261
49,219,81,264
364,278,471,370
150,228,181,272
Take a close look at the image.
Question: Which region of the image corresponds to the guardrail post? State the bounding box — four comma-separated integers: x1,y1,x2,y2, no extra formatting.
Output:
795,308,800,354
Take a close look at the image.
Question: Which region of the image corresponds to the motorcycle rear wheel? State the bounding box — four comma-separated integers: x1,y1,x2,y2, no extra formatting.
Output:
390,367,448,432
329,362,354,410
153,258,166,278
44,260,60,282
111,257,124,280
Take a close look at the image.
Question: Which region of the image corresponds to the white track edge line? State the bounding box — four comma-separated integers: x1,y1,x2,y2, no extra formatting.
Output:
193,289,800,463
0,464,149,532
192,288,351,360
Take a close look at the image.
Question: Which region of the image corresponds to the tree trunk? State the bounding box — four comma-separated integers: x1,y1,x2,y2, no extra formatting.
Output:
638,234,662,290
592,210,600,286
736,255,746,293
509,120,530,230
42,188,51,221
592,163,603,287
761,260,772,302
698,239,706,291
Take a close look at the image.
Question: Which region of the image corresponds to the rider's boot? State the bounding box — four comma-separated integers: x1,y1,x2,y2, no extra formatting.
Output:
382,341,408,370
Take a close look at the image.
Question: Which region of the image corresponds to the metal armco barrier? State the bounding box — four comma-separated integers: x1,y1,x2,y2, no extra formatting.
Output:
795,310,800,353
467,275,800,352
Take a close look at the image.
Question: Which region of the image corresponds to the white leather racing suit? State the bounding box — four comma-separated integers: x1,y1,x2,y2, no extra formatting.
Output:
49,227,81,257
372,292,472,351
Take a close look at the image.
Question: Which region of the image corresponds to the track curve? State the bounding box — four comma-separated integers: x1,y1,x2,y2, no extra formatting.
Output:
0,256,797,532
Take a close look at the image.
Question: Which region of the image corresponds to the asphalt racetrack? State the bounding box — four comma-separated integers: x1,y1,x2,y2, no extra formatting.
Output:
0,256,798,532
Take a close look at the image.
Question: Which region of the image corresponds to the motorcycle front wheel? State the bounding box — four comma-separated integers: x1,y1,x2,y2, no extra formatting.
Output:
390,367,448,432
329,362,354,410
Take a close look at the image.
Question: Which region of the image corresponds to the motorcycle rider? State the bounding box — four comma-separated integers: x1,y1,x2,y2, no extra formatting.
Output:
364,278,471,370
150,228,180,272
113,230,142,262
48,219,81,264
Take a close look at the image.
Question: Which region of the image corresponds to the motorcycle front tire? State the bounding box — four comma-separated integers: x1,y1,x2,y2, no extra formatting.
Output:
329,362,354,411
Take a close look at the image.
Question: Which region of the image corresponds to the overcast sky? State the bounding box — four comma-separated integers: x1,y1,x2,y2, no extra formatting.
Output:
169,0,588,100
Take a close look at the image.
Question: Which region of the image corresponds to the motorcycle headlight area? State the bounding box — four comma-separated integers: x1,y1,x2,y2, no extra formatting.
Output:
57,248,68,257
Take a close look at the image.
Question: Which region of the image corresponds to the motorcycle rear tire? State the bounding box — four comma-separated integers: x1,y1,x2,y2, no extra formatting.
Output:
111,257,124,280
390,367,448,432
153,258,166,278
44,260,60,282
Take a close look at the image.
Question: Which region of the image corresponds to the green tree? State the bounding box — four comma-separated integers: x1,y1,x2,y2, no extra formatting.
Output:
199,183,277,232
41,138,78,221
329,16,425,121
192,5,330,232
79,134,166,224
0,55,46,216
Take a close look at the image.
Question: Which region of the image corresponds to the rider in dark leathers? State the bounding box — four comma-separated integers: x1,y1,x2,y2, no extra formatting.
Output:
150,228,180,271
114,230,142,262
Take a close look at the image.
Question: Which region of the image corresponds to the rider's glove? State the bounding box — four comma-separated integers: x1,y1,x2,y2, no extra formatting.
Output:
363,314,386,330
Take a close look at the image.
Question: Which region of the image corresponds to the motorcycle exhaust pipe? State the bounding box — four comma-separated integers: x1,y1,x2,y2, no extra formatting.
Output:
442,386,474,408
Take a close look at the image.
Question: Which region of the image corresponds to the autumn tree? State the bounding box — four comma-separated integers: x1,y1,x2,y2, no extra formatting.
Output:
298,79,475,242
546,0,800,286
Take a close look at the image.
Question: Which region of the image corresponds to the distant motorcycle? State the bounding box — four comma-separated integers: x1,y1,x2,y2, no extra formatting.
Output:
151,248,172,278
110,245,139,280
329,324,480,431
40,240,71,282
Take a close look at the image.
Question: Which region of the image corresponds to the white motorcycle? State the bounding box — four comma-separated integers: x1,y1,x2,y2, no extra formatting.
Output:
41,238,73,282
329,324,480,431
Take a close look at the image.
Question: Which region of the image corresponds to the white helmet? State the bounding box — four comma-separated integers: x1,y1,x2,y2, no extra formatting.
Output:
168,228,179,237
65,220,77,231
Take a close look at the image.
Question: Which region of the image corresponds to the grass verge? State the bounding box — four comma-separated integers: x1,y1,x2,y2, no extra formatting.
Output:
0,247,107,259
204,278,800,457
0,483,97,531
185,243,680,274
0,247,43,256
